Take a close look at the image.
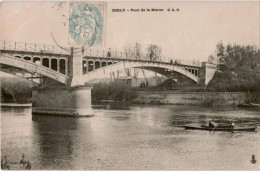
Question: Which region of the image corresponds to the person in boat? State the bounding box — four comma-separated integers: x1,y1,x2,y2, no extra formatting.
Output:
229,120,235,128
209,119,218,128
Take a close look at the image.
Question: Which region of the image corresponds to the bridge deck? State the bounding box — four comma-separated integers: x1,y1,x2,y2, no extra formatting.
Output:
82,56,201,68
0,49,70,57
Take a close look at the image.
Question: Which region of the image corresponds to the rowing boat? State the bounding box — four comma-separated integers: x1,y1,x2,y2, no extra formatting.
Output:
237,103,260,108
183,125,257,132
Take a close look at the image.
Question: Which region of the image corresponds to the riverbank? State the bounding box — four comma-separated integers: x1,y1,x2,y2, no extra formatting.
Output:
2,91,259,107
0,103,32,107
132,91,251,106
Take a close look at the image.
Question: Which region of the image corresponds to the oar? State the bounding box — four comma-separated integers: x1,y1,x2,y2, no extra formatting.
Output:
211,125,218,133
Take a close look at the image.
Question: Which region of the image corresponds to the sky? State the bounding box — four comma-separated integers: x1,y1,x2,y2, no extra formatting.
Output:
0,1,259,62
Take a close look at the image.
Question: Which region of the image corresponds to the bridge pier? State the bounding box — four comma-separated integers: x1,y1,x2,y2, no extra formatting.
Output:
31,48,94,117
199,62,217,86
32,86,93,117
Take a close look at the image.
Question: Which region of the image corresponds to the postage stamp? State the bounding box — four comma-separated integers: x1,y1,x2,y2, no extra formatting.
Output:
68,2,106,47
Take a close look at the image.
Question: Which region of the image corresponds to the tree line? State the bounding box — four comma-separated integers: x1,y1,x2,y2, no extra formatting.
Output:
207,42,260,92
1,77,35,103
1,41,259,104
124,42,162,61
91,80,137,104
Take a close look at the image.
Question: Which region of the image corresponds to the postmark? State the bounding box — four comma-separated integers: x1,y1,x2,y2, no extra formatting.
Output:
69,2,105,46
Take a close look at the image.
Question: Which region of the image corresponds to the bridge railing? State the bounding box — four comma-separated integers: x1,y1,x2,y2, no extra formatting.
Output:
82,49,201,67
0,41,201,67
0,40,68,54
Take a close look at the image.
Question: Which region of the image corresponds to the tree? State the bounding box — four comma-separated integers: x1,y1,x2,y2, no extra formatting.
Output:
1,76,35,103
132,42,142,59
208,55,218,64
207,42,260,92
124,43,134,59
110,80,131,103
210,42,259,74
91,81,137,103
91,83,110,103
124,42,143,59
146,44,162,61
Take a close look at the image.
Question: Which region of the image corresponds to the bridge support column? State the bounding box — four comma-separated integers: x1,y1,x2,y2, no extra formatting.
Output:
199,62,217,86
69,49,85,86
49,58,51,68
32,86,93,117
93,61,96,71
65,59,68,76
57,59,60,73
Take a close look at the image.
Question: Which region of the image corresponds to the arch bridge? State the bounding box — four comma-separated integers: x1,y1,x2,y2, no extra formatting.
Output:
81,57,201,84
0,41,216,116
0,41,207,86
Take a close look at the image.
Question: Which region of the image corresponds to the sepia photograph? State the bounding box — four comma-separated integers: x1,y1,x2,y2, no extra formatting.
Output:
0,0,259,171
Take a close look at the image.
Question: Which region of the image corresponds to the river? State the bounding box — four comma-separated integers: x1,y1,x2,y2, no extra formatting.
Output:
1,105,260,170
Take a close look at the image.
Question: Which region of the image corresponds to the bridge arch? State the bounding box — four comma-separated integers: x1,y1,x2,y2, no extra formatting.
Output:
51,58,58,71
82,61,200,84
94,61,101,69
59,58,66,75
14,55,22,59
88,60,94,72
42,57,49,68
23,56,32,61
101,61,107,67
33,57,41,64
0,53,68,84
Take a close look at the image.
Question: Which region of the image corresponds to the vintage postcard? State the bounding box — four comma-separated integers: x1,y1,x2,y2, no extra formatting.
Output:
0,0,259,171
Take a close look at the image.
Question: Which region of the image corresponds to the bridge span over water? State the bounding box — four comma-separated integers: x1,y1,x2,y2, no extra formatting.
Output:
0,41,214,86
0,41,217,116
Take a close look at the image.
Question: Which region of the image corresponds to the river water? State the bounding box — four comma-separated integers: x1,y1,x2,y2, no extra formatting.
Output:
1,105,260,170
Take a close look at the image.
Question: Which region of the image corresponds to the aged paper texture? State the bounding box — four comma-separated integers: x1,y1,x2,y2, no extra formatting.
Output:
0,1,259,171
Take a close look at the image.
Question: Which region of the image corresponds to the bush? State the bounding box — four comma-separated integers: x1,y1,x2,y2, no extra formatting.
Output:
206,71,260,92
91,80,137,103
1,77,35,103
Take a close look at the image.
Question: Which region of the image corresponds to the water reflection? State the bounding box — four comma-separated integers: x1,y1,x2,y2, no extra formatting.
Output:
92,104,130,110
1,105,260,170
32,115,80,169
1,106,31,115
